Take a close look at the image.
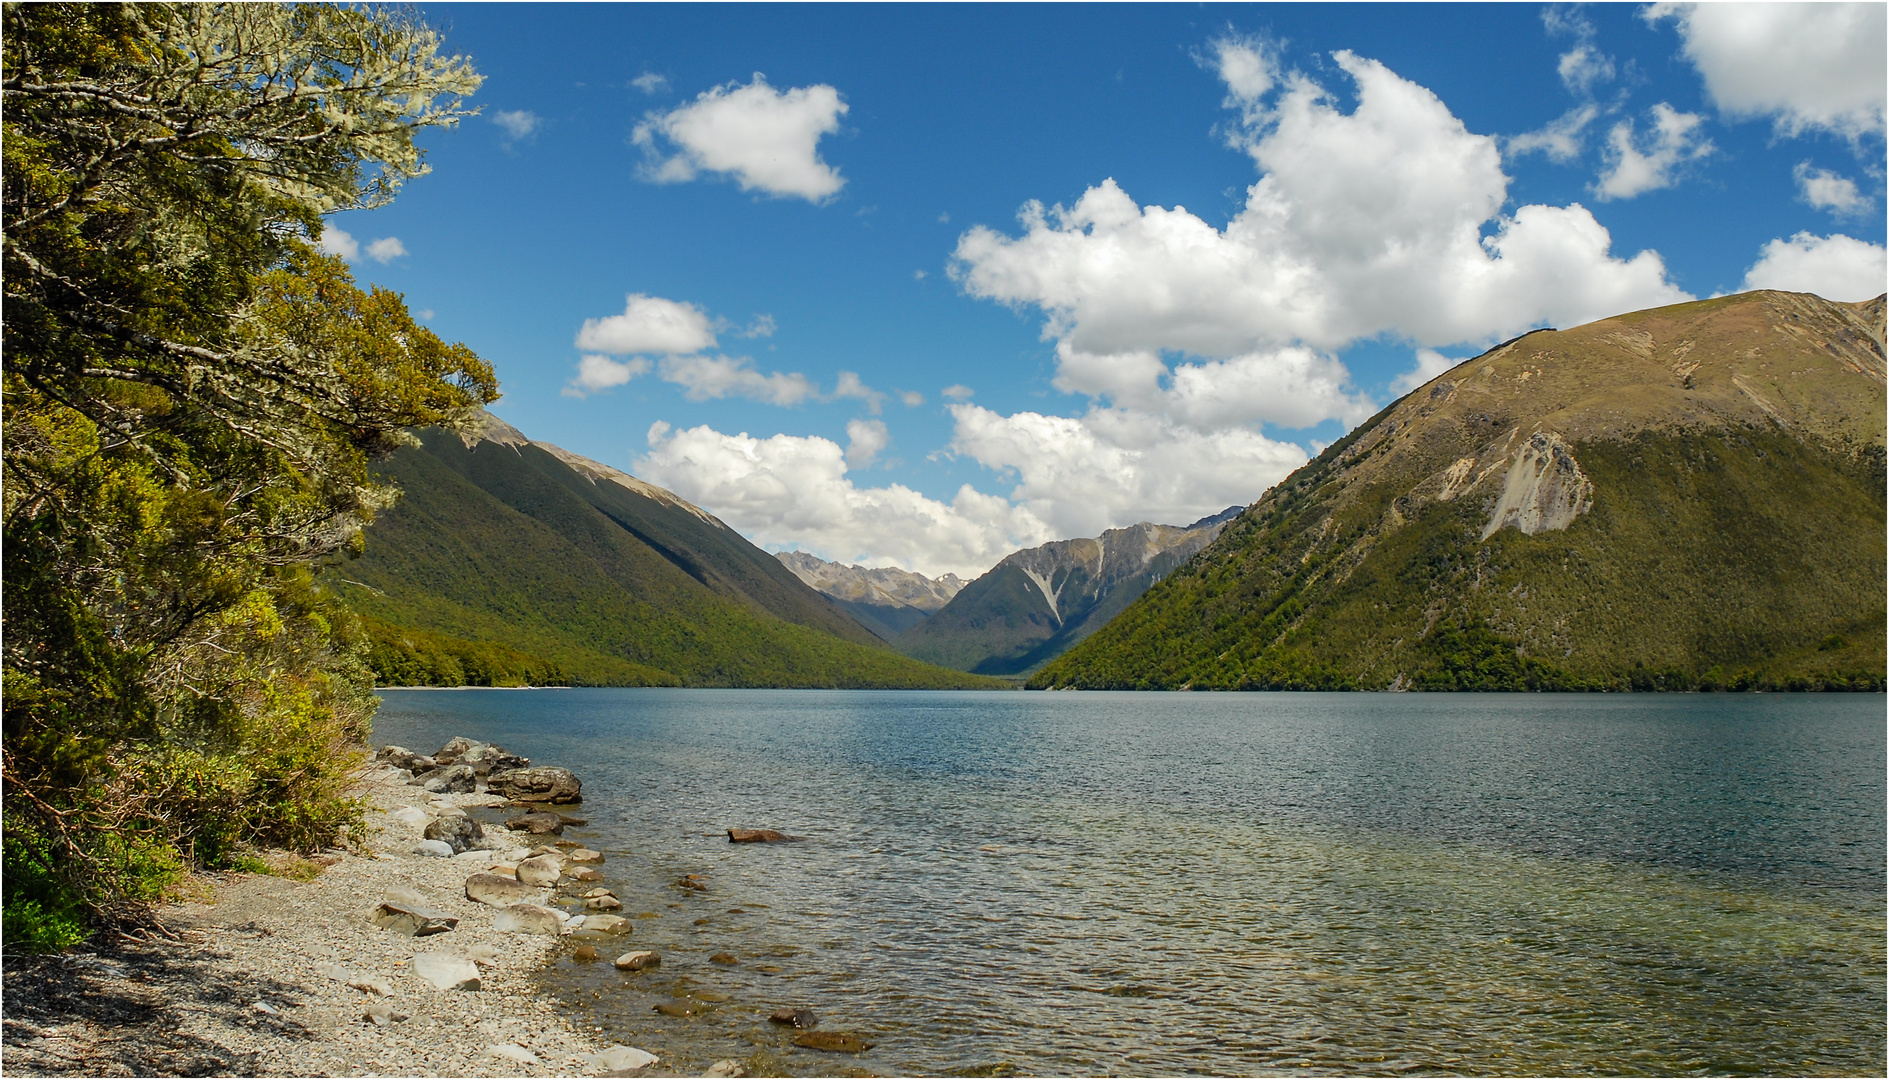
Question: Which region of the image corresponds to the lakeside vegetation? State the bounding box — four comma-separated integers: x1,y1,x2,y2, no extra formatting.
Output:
2,4,492,949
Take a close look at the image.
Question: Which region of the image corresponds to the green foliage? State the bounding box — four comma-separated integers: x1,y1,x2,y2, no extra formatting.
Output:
363,618,568,688
2,4,491,948
1035,428,1885,692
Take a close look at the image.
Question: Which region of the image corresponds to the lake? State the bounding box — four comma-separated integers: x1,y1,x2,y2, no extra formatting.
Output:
371,689,1885,1076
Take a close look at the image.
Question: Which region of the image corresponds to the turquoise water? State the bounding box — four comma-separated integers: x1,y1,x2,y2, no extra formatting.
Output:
372,690,1885,1076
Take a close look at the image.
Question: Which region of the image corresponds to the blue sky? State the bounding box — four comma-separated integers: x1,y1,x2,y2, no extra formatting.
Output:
330,3,1887,578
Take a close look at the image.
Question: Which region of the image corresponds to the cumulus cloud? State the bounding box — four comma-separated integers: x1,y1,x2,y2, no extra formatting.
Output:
657,354,818,407
1649,2,1886,141
493,109,540,141
1794,162,1872,218
1207,33,1278,122
845,419,889,468
948,404,1301,540
633,74,848,202
899,390,925,407
941,384,974,400
831,370,886,413
316,226,407,264
364,236,408,263
1390,348,1463,396
1592,103,1713,201
1742,232,1888,302
577,294,718,355
631,72,669,95
636,421,1052,578
1508,104,1600,163
563,355,652,398
1544,5,1615,96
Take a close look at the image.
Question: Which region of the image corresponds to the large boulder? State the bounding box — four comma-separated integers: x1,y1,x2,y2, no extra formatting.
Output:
376,746,436,773
368,901,458,937
432,736,479,765
464,873,539,907
410,953,481,991
422,815,485,854
492,902,565,935
410,764,476,795
514,854,563,886
458,743,530,776
486,766,581,804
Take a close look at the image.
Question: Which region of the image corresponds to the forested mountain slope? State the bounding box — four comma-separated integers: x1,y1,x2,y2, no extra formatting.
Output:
339,414,996,688
1034,291,1887,691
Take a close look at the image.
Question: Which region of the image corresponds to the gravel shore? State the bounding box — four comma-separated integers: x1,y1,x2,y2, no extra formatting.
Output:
2,762,676,1078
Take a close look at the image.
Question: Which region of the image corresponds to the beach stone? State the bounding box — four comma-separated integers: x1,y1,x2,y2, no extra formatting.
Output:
673,874,708,892
387,806,428,828
527,845,563,857
505,812,565,836
486,1044,540,1066
432,737,480,765
423,815,486,854
487,766,582,804
369,901,458,937
464,872,539,906
585,895,624,912
514,854,563,886
568,866,604,883
793,1031,873,1053
769,1007,819,1029
410,953,481,991
429,803,467,818
727,828,797,843
361,1002,411,1026
581,888,616,898
653,1002,697,1017
384,885,427,906
566,848,604,864
377,746,435,772
613,950,660,971
459,743,530,776
411,839,454,858
492,902,565,935
578,914,632,935
705,1060,745,1077
573,944,600,963
412,763,477,794
587,1045,659,1072
709,952,738,965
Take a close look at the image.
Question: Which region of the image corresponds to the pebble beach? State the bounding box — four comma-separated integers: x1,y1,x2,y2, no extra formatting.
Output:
2,757,729,1078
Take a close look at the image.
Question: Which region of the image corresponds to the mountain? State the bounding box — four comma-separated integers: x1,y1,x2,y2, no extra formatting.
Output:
1033,290,1886,692
894,510,1241,675
775,552,965,640
337,413,999,688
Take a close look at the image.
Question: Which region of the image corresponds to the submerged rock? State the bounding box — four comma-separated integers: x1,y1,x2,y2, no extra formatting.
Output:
769,1007,818,1029
613,950,660,971
727,828,800,843
793,1031,873,1053
505,812,565,836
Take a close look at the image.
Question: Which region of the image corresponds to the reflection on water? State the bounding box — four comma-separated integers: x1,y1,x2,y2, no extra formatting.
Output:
372,690,1885,1076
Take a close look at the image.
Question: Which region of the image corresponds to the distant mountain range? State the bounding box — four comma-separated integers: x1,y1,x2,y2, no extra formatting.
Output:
338,413,997,689
1034,290,1887,691
777,507,1239,676
775,552,965,640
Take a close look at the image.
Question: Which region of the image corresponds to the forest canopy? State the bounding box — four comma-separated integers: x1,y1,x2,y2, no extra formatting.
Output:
2,2,494,949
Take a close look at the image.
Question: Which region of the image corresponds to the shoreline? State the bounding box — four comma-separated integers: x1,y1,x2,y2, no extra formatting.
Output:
0,762,666,1077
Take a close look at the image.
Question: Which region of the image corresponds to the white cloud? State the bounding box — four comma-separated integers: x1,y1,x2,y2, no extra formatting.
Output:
493,109,540,141
899,390,925,407
738,314,777,339
1208,33,1278,121
563,354,652,398
657,354,818,407
317,226,408,264
1543,6,1615,95
941,384,974,400
831,370,886,414
317,226,359,261
636,421,1051,578
1508,104,1599,163
576,294,718,355
1794,162,1872,218
1649,2,1887,141
1742,232,1887,302
845,418,889,468
364,236,408,263
947,404,1301,540
632,74,848,202
913,269,928,280
1391,348,1463,396
1592,103,1713,201
631,72,669,95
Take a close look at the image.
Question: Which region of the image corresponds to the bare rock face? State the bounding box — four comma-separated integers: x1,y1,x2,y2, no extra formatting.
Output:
1481,431,1594,540
486,766,581,804
422,815,486,854
464,873,539,907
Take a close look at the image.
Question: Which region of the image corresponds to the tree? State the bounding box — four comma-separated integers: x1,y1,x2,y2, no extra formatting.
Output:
2,2,497,947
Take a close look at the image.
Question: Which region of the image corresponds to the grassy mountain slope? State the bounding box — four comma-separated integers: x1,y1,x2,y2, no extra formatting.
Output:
899,518,1233,675
1033,291,1886,691
339,423,998,688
